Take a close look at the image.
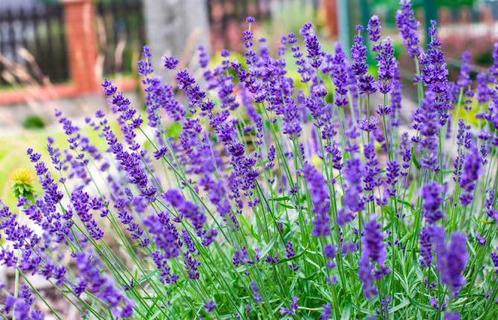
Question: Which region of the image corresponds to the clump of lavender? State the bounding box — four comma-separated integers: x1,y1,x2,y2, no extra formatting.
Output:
359,216,390,299
0,1,496,319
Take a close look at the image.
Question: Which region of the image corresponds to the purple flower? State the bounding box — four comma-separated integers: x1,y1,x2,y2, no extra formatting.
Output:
74,252,134,318
321,304,332,320
442,232,468,296
459,146,482,206
198,46,209,68
363,143,381,203
445,312,461,320
162,56,179,69
368,15,382,46
280,296,299,316
184,250,201,280
419,21,450,122
250,281,263,304
359,216,389,299
420,226,433,267
343,157,365,217
399,132,412,177
422,182,444,224
385,160,400,197
163,189,215,245
204,300,216,313
303,164,331,237
301,23,322,68
363,216,387,265
145,212,180,259
138,46,153,76
477,72,491,104
351,26,368,79
431,227,469,297
324,244,337,259
233,247,250,266
485,190,498,221
2,285,45,320
71,189,104,240
491,251,498,275
350,25,376,99
457,51,472,89
376,38,397,94
330,44,349,107
412,91,441,171
396,0,421,58
286,241,296,259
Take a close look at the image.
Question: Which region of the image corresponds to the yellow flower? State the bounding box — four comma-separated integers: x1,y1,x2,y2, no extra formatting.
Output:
10,168,36,201
10,168,35,187
311,154,323,168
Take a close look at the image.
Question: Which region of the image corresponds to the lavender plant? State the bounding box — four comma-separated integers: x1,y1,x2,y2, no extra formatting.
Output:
1,1,497,319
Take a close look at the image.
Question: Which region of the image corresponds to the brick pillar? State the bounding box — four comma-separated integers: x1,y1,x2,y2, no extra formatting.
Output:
63,0,99,94
324,0,338,38
439,8,451,25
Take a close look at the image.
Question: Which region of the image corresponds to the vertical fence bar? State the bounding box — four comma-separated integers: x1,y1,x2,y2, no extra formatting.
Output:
338,0,350,54
423,0,437,45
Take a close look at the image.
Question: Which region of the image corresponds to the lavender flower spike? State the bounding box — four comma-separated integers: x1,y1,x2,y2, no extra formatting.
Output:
396,0,421,59
442,232,468,296
359,215,389,299
368,15,381,48
303,164,331,237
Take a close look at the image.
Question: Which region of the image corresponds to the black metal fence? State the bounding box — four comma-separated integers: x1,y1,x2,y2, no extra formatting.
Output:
0,2,68,87
96,0,146,77
207,0,320,51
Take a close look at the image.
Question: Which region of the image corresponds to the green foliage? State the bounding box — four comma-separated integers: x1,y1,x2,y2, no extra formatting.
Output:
22,114,45,130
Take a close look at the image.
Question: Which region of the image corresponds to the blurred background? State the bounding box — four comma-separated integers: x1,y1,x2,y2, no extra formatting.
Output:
0,0,498,191
1,0,498,119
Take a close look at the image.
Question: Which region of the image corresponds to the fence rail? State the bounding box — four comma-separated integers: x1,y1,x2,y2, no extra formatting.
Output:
0,3,68,87
96,0,146,77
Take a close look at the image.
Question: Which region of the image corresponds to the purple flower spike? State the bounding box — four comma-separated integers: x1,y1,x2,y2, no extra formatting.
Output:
300,23,322,68
330,44,350,107
420,226,433,267
396,0,421,59
445,312,461,320
459,146,482,206
359,216,389,299
163,56,179,70
368,15,382,46
431,227,469,297
457,51,472,89
421,182,444,224
376,38,397,94
321,304,332,320
442,232,468,296
204,300,216,313
303,164,331,237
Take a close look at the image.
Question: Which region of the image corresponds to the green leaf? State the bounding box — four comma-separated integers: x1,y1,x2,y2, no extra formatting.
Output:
389,299,411,313
166,122,182,139
269,195,290,202
412,153,421,170
341,303,351,320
